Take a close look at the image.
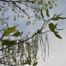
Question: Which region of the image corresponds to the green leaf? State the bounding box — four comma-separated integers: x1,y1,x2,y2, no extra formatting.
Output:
31,0,35,3
54,31,62,39
49,22,57,32
2,40,16,47
23,60,31,65
52,17,64,21
45,8,49,17
33,62,38,66
49,23,62,39
13,31,21,37
52,14,66,21
37,29,41,33
3,26,16,36
58,17,66,19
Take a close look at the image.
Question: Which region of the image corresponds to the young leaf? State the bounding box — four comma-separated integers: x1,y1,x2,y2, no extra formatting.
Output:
51,16,66,21
45,8,49,17
3,26,16,36
2,40,16,47
33,62,38,66
48,22,57,32
52,14,66,21
54,31,62,39
58,17,66,19
13,31,21,37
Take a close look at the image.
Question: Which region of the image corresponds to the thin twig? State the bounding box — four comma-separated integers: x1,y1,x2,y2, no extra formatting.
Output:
12,2,29,17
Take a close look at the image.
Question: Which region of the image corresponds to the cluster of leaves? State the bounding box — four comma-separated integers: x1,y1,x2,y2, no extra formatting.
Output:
48,14,66,39
49,22,62,39
0,19,22,47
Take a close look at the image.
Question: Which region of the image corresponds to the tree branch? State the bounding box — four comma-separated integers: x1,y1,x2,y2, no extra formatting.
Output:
12,2,29,17
0,19,50,51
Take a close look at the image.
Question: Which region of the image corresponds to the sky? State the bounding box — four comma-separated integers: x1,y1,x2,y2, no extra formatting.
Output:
0,0,66,66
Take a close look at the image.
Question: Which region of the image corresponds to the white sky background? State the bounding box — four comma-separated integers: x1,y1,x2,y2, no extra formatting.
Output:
37,0,66,66
0,0,66,66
